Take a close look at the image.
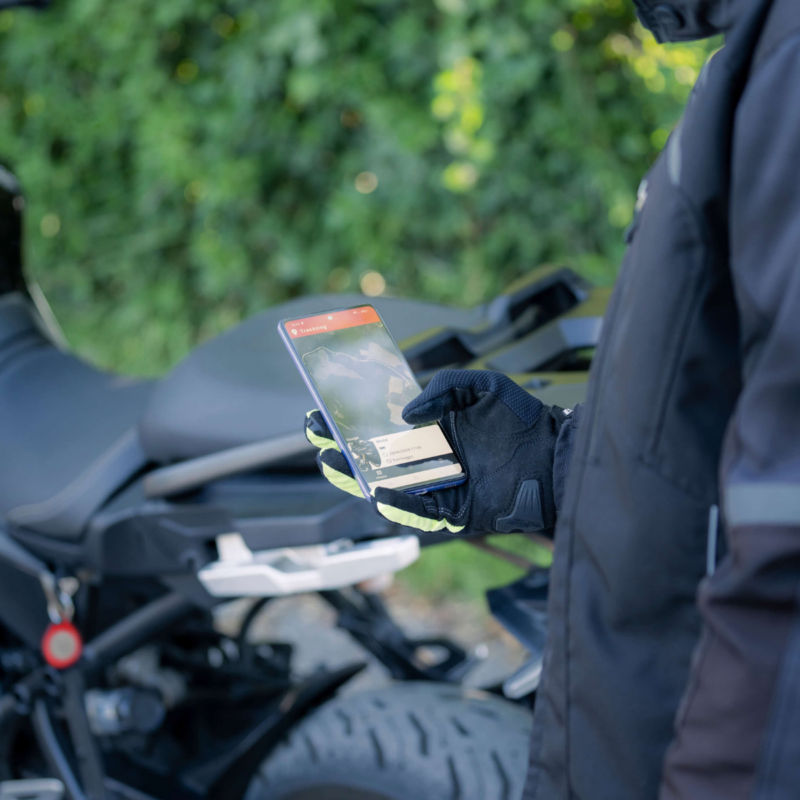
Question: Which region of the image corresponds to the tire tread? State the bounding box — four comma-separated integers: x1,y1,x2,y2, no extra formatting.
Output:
249,682,532,800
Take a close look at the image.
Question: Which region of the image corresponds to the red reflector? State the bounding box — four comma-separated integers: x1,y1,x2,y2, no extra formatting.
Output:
41,621,83,669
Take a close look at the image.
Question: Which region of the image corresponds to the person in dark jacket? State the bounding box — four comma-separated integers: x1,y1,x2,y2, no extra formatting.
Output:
306,0,800,796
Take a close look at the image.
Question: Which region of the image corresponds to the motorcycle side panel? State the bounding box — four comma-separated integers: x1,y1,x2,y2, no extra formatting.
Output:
0,560,48,647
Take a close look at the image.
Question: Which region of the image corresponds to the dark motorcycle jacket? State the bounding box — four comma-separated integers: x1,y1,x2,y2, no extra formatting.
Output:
524,0,800,799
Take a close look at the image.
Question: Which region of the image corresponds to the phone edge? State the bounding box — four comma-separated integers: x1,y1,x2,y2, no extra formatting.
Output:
277,320,373,500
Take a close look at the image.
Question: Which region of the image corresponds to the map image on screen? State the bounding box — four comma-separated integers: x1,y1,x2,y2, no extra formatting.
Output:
300,331,418,439
285,306,464,492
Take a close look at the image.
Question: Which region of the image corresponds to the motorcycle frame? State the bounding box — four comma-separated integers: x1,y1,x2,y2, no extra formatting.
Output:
0,502,477,800
0,162,593,800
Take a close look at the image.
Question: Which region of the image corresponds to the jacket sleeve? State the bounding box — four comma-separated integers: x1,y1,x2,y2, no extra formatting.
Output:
659,34,800,800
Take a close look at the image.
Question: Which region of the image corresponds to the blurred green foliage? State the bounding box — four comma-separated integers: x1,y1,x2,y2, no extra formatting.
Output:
399,534,552,602
0,0,713,375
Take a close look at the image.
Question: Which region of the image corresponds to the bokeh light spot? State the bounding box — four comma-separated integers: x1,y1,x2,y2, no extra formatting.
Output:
40,213,61,238
607,34,633,56
645,72,666,93
355,172,378,194
176,60,199,83
442,162,478,193
460,102,483,134
24,95,45,116
212,14,235,39
608,195,634,228
572,10,594,31
431,95,456,121
360,271,386,296
185,181,206,203
651,128,670,149
434,0,467,15
328,267,352,291
551,30,575,52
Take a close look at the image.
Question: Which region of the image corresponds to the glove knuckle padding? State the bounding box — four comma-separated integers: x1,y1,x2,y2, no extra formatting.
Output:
403,369,544,426
453,393,537,437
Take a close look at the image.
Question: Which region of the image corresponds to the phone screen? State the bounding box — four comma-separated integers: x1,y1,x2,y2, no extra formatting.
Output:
283,305,465,494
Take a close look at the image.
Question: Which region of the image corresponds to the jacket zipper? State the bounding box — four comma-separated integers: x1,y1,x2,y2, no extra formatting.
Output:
585,180,647,461
624,179,649,244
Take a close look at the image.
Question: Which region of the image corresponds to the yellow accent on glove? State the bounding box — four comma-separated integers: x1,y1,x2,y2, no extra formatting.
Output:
304,410,340,451
376,502,465,534
320,461,364,498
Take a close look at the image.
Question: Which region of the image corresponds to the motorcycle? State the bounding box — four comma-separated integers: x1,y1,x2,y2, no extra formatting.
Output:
0,149,605,799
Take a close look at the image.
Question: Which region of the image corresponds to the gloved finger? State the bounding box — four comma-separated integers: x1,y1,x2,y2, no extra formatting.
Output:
402,369,544,426
317,448,363,497
373,486,465,534
304,409,338,451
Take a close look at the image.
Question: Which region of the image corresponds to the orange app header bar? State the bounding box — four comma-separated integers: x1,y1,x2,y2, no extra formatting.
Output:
284,306,380,338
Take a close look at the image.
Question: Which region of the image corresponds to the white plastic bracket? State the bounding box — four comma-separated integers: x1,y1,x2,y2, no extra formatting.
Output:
502,656,543,699
198,533,420,597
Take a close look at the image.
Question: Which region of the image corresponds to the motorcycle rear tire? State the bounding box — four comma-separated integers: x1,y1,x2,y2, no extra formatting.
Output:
246,681,533,800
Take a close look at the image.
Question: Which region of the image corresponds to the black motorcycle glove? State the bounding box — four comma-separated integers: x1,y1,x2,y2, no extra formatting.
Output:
304,408,365,498
305,370,571,537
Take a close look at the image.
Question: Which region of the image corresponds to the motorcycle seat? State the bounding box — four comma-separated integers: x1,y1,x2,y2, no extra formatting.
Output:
139,294,479,464
0,294,152,539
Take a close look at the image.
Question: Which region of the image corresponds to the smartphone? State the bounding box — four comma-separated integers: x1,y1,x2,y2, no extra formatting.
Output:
279,304,466,499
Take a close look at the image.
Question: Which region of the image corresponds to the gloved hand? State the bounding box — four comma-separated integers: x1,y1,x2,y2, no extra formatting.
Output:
305,370,572,536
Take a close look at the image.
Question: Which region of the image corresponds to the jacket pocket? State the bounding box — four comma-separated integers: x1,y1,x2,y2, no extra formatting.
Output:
586,157,708,475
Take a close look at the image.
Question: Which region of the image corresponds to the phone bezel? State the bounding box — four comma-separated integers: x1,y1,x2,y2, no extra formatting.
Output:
278,303,467,500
